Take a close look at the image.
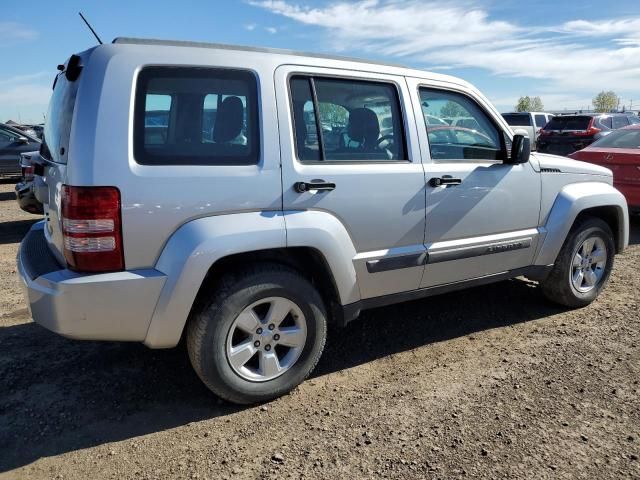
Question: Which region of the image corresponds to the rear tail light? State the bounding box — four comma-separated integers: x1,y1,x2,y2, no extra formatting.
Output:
539,129,552,136
61,185,124,272
575,118,601,136
21,165,34,180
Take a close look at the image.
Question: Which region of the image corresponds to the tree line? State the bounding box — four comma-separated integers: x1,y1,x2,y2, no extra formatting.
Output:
514,91,631,113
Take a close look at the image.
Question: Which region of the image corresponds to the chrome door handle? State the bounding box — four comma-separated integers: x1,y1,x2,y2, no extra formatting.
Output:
294,181,336,193
429,177,462,187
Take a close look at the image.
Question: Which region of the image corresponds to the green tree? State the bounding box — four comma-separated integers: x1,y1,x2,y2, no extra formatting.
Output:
439,101,466,118
318,102,348,126
515,96,544,112
592,91,620,113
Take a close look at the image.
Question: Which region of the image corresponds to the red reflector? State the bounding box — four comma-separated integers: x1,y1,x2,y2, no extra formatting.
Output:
61,185,124,272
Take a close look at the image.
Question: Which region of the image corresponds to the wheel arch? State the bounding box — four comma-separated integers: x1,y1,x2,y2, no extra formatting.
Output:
144,210,360,348
535,182,629,267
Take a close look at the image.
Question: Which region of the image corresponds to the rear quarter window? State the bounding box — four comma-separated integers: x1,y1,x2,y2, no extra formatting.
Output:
134,67,260,166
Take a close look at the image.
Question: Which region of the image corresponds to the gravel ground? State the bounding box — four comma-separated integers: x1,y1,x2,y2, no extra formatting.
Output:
0,179,638,479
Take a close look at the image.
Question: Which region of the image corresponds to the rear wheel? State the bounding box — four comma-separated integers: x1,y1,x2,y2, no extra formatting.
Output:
541,217,615,308
186,264,327,404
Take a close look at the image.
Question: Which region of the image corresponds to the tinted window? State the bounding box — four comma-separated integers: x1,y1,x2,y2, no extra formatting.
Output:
629,116,640,125
134,67,259,166
290,76,407,162
591,129,640,149
598,116,613,129
544,116,591,131
612,116,630,129
0,126,22,144
534,114,547,128
41,72,79,164
502,114,532,127
420,88,503,161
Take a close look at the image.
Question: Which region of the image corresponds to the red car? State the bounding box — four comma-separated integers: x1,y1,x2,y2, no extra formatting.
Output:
569,124,640,212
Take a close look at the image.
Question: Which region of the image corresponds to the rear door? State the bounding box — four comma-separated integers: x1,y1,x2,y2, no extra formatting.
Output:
275,65,426,299
408,78,542,288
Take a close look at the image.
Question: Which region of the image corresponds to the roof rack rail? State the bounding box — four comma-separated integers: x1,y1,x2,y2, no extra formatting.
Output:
112,37,408,69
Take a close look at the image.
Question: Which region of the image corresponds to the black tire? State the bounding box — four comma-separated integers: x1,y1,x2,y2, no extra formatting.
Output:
541,217,615,308
186,264,327,404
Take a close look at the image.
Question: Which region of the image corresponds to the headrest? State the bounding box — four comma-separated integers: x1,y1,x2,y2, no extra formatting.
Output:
213,96,244,143
347,108,380,147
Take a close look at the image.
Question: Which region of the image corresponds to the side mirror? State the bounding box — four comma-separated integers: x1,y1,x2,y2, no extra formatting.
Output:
17,136,29,145
509,134,530,164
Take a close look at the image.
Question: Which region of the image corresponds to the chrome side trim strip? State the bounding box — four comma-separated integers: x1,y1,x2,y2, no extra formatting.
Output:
428,237,532,264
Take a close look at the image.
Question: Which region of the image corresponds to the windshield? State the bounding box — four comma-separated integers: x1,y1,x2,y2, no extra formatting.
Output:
544,116,591,131
41,72,80,164
502,114,531,127
591,128,640,149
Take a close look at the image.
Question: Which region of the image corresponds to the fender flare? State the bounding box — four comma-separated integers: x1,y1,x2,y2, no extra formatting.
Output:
534,182,629,266
144,210,360,348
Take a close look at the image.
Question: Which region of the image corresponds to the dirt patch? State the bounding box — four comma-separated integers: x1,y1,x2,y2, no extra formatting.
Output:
0,180,638,479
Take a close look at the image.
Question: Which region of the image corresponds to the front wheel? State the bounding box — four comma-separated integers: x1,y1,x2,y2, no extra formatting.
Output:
541,217,615,308
186,264,327,404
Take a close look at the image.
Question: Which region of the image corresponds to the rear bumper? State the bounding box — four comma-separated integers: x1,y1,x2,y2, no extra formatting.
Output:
17,222,167,342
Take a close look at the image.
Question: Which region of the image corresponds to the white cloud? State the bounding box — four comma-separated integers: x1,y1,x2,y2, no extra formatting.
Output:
561,18,640,37
265,26,278,34
0,22,38,41
245,23,257,31
250,0,640,107
0,73,51,124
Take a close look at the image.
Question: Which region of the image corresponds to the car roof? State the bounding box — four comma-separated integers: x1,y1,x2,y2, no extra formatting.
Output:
109,37,474,89
556,112,634,117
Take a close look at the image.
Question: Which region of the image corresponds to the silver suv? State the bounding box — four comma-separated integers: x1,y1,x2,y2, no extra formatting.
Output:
18,39,629,404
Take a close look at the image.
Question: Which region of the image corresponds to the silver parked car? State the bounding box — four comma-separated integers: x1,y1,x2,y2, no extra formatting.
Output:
18,39,629,404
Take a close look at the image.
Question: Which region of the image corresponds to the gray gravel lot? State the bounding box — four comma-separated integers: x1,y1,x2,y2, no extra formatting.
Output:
0,179,638,479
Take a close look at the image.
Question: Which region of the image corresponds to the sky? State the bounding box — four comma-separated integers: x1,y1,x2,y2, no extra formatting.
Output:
1,0,639,124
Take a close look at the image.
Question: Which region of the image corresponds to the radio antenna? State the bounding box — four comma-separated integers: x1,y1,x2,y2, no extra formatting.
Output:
78,12,103,45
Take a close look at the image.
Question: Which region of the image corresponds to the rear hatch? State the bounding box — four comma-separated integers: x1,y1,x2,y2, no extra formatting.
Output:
538,116,597,156
35,56,83,264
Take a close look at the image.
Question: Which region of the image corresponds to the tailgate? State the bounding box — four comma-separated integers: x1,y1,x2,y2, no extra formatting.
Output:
37,57,82,264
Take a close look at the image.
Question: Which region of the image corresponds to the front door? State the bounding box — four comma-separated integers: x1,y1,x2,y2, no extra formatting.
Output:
275,66,426,299
407,78,542,288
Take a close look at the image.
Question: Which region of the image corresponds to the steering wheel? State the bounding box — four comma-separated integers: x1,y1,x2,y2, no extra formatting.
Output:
376,134,395,149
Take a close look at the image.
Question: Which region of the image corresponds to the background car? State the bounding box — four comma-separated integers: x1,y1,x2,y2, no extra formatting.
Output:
537,113,640,156
15,151,44,214
0,123,41,176
568,124,640,213
502,112,554,150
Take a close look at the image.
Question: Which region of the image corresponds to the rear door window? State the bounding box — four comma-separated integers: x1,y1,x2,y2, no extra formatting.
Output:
612,116,630,129
289,75,407,162
134,67,259,165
